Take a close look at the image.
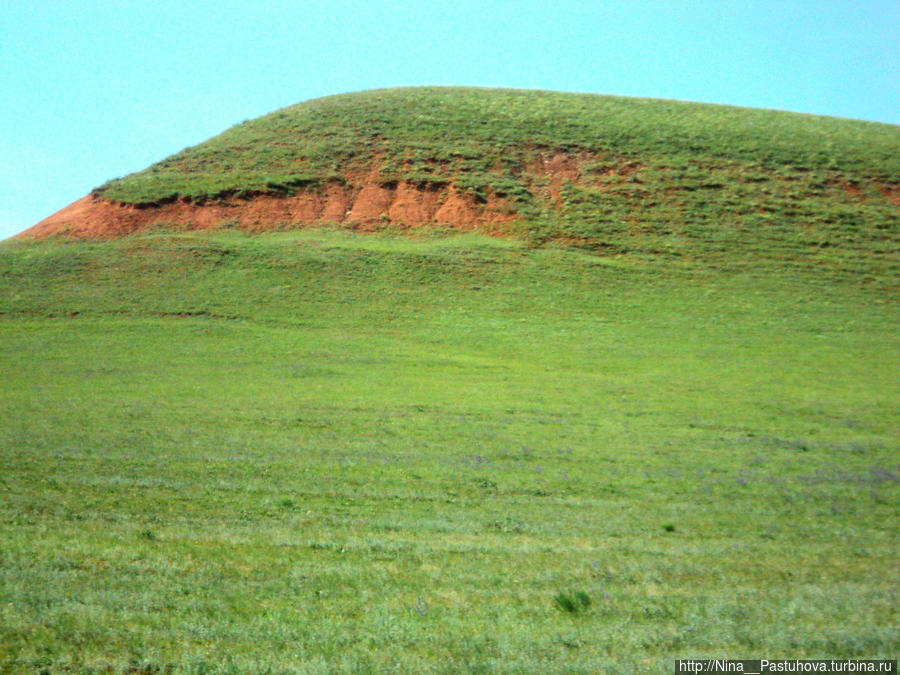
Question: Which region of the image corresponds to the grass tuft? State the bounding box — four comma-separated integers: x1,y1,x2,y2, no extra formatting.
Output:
554,590,592,615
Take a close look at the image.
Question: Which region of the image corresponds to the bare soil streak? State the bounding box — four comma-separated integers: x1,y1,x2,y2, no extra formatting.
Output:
25,153,896,240
20,153,607,239
23,180,520,239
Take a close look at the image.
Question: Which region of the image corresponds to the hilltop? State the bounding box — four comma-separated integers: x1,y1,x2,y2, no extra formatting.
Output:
22,87,900,265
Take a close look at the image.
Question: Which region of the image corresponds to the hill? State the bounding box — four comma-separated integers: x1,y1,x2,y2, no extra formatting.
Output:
2,89,899,671
22,87,900,270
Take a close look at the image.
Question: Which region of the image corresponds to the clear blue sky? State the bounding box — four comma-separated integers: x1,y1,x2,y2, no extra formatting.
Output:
2,0,898,240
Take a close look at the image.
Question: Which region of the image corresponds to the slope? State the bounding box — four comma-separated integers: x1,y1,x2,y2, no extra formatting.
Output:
1,229,898,671
21,87,900,268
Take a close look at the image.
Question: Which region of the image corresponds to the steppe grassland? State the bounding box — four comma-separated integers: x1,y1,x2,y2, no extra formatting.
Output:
1,229,897,672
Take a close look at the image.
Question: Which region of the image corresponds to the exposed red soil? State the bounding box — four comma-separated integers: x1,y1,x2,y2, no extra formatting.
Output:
535,152,581,181
346,183,396,222
388,182,442,223
19,152,627,240
827,178,865,201
29,153,897,240
877,183,900,207
23,179,540,239
321,183,353,222
433,189,480,228
19,183,488,239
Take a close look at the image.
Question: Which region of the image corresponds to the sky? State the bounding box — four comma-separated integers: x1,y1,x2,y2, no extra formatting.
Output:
1,0,898,240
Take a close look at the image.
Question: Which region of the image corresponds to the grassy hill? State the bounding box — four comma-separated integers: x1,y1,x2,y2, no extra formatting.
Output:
24,87,897,272
96,87,900,203
2,89,899,672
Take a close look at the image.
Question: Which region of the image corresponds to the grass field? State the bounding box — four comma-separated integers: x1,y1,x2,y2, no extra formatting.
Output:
1,228,897,673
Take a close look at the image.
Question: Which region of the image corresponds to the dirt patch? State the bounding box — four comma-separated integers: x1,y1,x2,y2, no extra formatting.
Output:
540,152,581,182
21,180,508,239
347,183,396,223
525,149,631,208
481,192,519,230
19,152,641,239
320,182,353,222
877,183,900,208
433,189,480,229
23,195,151,239
836,180,865,200
388,182,441,224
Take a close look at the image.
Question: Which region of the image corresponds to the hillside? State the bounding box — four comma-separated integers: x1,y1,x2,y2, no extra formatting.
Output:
22,87,900,268
3,88,899,672
1,228,899,671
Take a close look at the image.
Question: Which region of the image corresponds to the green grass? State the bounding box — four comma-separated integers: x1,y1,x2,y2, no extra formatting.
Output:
96,88,900,203
1,228,897,672
89,88,900,258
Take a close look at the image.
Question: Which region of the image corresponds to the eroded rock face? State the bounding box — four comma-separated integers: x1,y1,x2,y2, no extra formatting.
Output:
21,151,612,239
22,180,521,239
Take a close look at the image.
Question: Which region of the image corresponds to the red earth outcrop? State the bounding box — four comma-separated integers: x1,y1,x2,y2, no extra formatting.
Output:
20,152,609,239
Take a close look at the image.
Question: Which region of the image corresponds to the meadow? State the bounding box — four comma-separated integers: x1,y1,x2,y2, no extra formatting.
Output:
1,228,897,673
